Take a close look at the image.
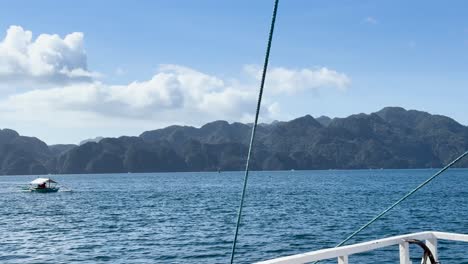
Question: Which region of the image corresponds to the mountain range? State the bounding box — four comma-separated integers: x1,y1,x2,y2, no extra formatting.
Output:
1,107,468,175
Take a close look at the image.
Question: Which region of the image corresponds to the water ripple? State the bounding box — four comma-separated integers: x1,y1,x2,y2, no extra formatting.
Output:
0,170,467,263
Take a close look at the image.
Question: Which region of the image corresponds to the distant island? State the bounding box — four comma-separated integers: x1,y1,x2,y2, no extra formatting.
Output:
1,106,467,175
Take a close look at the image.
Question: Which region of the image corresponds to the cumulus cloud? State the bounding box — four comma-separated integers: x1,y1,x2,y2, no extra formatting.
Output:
0,25,97,84
0,63,350,128
244,64,350,95
0,65,259,125
0,25,352,135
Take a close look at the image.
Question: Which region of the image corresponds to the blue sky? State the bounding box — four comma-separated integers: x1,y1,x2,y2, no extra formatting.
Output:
0,0,467,144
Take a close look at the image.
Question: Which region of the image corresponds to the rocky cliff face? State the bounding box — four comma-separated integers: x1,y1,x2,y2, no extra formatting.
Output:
1,107,468,175
0,129,51,175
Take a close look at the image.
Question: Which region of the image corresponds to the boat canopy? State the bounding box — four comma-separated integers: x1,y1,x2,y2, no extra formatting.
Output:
30,178,57,185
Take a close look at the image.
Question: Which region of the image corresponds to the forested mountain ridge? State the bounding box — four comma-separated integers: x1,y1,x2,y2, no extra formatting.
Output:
1,107,468,175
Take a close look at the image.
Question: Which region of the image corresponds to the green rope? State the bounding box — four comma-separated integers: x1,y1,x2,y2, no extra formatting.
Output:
229,0,280,263
313,150,468,263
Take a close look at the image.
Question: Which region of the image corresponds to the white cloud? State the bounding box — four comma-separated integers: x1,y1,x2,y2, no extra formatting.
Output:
115,67,125,76
363,17,378,25
267,102,280,116
0,25,97,84
0,26,352,141
244,65,350,95
0,65,258,125
0,64,351,129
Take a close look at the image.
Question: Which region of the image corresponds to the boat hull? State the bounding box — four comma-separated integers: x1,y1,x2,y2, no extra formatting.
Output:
30,187,60,193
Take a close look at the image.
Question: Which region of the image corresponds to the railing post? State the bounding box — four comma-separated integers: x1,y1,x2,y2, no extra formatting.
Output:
399,241,411,264
426,237,438,263
338,255,348,264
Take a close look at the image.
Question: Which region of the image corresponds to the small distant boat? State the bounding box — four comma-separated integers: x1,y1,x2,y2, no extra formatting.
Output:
29,178,60,193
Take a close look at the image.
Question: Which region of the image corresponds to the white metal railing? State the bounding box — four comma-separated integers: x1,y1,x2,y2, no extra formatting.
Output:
255,231,468,264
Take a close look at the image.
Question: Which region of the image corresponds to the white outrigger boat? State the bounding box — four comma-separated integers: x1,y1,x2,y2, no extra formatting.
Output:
28,178,60,193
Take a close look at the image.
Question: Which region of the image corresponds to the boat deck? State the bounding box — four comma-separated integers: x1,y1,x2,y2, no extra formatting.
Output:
255,231,468,264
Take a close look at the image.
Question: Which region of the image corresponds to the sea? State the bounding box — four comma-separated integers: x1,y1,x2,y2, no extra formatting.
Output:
0,169,467,263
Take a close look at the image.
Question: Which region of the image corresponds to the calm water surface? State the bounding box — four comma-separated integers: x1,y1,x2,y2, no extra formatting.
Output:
0,169,467,263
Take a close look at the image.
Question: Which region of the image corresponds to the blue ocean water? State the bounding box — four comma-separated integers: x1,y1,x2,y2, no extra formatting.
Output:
0,169,467,263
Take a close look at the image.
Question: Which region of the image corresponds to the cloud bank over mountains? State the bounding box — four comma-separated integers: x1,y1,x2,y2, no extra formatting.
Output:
0,25,351,141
